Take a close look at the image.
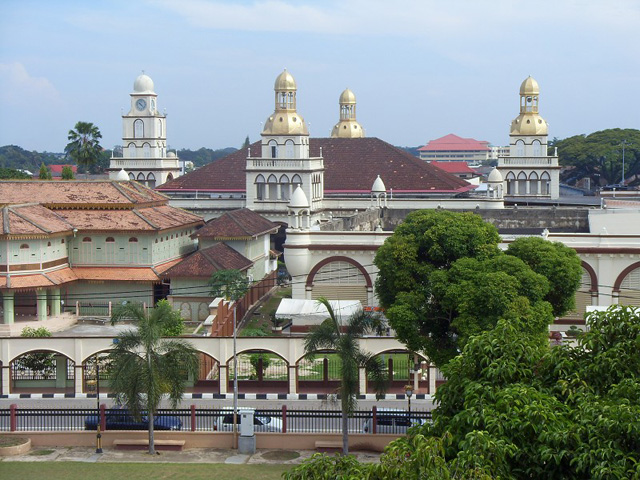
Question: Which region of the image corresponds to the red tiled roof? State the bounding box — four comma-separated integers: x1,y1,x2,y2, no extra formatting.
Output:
73,267,161,282
418,134,490,152
194,209,279,240
0,181,168,207
431,161,479,174
158,138,472,194
162,243,252,278
1,204,73,236
49,165,77,174
0,267,77,289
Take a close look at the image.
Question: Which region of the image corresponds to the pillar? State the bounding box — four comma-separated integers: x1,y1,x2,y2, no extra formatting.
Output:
288,366,297,395
50,288,61,316
358,367,367,395
37,290,47,322
428,365,437,394
55,355,66,389
219,365,228,394
75,365,84,395
3,292,15,325
413,354,419,391
2,366,10,395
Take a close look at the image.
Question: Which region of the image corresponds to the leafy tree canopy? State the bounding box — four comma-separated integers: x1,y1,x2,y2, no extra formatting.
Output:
61,165,75,180
177,147,237,168
374,210,581,366
0,167,31,179
554,128,640,187
38,163,52,180
209,269,249,302
64,121,103,175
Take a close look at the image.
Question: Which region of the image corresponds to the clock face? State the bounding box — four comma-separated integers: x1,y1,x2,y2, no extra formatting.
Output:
136,99,147,111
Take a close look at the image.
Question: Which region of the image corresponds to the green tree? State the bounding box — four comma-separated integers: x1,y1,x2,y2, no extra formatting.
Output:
0,167,31,179
65,121,103,177
209,269,250,302
38,163,52,180
109,300,198,455
18,327,56,377
61,165,75,180
374,210,581,366
304,297,388,455
555,128,640,187
241,135,250,150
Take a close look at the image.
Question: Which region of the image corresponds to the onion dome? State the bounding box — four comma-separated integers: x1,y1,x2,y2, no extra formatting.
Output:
274,69,297,91
487,167,503,183
339,88,357,104
371,175,386,193
115,168,129,181
133,72,155,93
519,76,540,95
289,184,310,209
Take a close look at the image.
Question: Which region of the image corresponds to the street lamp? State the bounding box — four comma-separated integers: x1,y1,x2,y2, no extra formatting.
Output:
95,357,102,454
404,384,413,416
620,140,632,185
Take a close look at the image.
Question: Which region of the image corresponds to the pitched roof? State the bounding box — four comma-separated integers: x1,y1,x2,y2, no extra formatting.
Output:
49,165,77,175
72,267,162,282
0,181,168,208
194,209,279,240
0,267,77,289
418,134,490,152
1,204,73,236
431,161,480,175
157,138,473,194
162,242,252,278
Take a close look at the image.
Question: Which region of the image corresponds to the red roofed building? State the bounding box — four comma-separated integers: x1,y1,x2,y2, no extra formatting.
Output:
49,165,77,177
418,134,490,164
431,161,482,185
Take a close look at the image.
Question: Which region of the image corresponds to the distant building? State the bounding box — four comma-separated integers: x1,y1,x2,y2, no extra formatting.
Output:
418,134,491,164
431,161,482,185
49,165,77,178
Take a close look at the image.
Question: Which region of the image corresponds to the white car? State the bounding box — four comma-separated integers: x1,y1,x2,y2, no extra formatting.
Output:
362,409,426,434
213,409,283,433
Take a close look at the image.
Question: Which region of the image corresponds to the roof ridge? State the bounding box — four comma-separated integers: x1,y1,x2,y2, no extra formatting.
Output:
111,182,137,203
228,210,252,237
8,206,54,234
132,209,160,230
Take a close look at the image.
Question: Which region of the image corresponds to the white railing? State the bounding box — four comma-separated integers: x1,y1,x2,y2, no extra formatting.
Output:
110,159,180,168
247,158,324,170
498,156,558,167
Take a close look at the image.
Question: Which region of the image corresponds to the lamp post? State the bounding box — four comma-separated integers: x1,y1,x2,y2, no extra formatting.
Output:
620,140,632,185
404,384,413,417
233,303,238,450
95,357,102,454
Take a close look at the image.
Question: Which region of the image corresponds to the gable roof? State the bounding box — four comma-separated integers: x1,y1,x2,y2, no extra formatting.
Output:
418,134,490,152
162,242,253,278
193,208,279,240
157,137,473,194
431,161,480,175
1,204,73,236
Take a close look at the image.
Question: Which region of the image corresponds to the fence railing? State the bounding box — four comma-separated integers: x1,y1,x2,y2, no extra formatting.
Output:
0,405,431,434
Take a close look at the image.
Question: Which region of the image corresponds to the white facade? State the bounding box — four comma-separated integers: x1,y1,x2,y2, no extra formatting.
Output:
497,76,560,199
109,73,182,187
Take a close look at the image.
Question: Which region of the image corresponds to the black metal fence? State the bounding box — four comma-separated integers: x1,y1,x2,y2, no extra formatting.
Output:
0,406,431,434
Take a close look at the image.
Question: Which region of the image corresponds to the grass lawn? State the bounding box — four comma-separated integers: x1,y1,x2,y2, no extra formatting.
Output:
241,286,292,336
0,462,292,480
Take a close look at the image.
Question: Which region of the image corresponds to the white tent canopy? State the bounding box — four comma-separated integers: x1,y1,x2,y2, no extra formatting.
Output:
276,298,363,326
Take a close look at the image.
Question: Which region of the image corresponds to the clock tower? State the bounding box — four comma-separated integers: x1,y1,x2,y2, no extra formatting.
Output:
109,72,182,187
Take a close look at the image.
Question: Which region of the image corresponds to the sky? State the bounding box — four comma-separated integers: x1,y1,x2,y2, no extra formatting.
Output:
0,0,638,153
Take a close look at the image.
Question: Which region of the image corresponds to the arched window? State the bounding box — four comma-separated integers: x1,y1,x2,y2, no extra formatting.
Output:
61,239,65,244
105,237,115,243
532,140,541,156
255,174,266,200
82,237,92,242
541,172,551,195
137,173,145,183
505,171,516,195
128,172,135,180
146,172,156,188
517,171,527,195
158,119,163,137
285,140,294,158
619,266,640,306
134,119,144,138
20,244,29,249
128,143,136,158
279,174,290,201
516,140,525,156
47,241,51,247
267,174,278,200
143,143,151,158
529,171,539,195
129,237,138,243
268,140,278,159
292,174,302,186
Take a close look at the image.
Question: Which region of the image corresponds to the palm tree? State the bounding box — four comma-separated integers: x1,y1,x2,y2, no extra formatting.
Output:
109,300,199,455
304,297,389,455
65,121,103,177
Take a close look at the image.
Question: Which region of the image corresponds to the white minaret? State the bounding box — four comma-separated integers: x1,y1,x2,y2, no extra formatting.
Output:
109,72,181,187
497,76,560,199
245,70,324,222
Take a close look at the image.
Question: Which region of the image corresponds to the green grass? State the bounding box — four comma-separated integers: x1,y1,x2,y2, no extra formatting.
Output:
0,462,292,480
240,287,292,337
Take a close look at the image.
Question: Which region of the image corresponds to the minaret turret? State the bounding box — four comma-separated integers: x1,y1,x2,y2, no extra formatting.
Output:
331,88,365,138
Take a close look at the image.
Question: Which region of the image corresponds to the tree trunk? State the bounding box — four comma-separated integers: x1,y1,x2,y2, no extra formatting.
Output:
148,410,155,455
341,397,349,456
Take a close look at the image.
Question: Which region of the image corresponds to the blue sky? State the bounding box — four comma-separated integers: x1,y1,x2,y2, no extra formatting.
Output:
1,0,638,152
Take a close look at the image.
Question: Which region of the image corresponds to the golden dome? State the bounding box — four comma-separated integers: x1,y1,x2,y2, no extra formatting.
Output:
519,76,540,95
331,121,365,138
274,69,296,91
262,111,309,136
339,88,356,104
510,113,548,135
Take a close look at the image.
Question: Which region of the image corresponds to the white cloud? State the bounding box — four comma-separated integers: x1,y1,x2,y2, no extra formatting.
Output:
0,62,61,106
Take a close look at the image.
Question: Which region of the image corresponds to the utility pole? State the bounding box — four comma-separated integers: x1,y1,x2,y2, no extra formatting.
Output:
620,140,632,185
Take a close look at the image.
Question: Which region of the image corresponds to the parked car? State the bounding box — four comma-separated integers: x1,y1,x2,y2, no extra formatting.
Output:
84,408,182,431
213,409,283,432
362,409,426,434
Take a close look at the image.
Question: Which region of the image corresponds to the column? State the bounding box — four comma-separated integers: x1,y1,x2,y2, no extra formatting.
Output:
288,365,297,395
1,366,10,395
219,365,228,394
50,288,61,316
428,365,437,394
413,355,419,391
55,355,66,389
3,292,15,325
36,290,47,322
75,365,84,395
358,367,367,395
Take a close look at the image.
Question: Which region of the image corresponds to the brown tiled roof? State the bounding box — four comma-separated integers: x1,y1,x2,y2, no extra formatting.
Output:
162,242,252,278
0,267,77,289
157,138,473,194
73,267,161,282
193,209,278,240
1,204,73,236
54,205,203,232
0,181,168,208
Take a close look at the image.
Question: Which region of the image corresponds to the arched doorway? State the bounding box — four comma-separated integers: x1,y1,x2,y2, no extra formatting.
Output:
10,350,75,394
307,257,372,306
227,350,288,394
